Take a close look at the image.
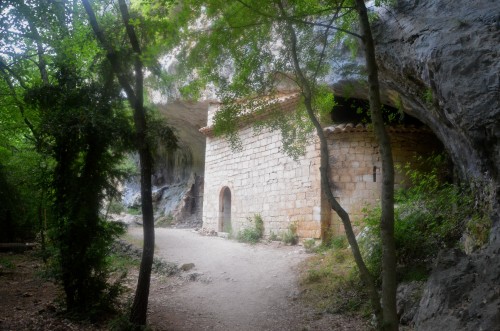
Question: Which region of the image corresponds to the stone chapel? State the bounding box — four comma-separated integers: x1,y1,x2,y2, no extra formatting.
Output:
199,92,441,239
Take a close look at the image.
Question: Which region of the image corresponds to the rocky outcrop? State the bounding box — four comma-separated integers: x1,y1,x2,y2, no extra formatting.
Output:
122,100,208,226
370,1,500,329
374,0,500,187
327,1,500,328
413,247,500,330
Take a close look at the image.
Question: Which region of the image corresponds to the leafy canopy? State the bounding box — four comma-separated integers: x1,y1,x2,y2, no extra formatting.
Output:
172,0,359,157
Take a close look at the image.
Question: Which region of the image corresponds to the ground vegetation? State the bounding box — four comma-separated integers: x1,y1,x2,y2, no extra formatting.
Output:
170,0,397,328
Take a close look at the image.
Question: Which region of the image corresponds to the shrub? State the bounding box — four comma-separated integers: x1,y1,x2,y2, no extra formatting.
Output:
314,234,348,253
107,199,125,214
127,207,141,215
237,214,264,244
282,222,299,245
268,231,279,241
303,238,317,253
359,154,489,282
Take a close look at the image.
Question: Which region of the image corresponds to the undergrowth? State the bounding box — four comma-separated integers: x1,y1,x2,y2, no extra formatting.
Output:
0,256,15,270
299,240,370,317
282,222,299,245
237,214,264,244
359,154,492,283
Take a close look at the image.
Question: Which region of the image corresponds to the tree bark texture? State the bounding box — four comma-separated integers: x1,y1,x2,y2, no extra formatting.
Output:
355,1,398,330
82,0,155,327
276,1,384,327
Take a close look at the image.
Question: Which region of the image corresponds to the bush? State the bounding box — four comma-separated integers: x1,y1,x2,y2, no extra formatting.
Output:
282,222,298,245
237,214,264,244
268,231,279,241
107,199,125,214
303,238,316,253
127,207,141,215
359,154,489,282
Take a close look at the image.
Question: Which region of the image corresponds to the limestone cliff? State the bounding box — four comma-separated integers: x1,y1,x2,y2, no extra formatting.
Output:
122,100,208,227
325,0,498,328
372,1,499,329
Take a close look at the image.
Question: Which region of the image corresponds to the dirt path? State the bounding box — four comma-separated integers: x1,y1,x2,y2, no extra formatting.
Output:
127,227,367,331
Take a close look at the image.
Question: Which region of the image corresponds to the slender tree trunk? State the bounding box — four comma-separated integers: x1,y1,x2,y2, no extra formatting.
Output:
117,1,155,325
82,0,155,326
354,1,398,330
276,1,383,327
38,195,47,263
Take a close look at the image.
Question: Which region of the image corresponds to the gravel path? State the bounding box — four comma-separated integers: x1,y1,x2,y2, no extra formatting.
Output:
127,226,367,331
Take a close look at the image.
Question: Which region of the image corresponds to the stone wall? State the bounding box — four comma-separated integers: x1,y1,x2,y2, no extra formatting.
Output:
325,125,442,235
202,123,322,238
202,116,441,239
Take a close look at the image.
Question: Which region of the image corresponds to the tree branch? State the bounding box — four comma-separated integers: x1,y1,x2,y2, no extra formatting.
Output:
81,0,138,106
0,60,38,143
16,1,50,84
233,0,362,39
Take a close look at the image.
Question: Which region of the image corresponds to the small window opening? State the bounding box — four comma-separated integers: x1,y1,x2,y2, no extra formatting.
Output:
373,166,377,182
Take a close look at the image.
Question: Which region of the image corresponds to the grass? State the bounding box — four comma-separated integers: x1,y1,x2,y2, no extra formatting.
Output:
107,200,125,214
282,222,298,245
303,239,316,253
268,231,279,241
121,233,144,249
237,214,264,244
0,256,15,270
107,253,140,273
126,207,141,215
156,213,174,227
299,246,371,317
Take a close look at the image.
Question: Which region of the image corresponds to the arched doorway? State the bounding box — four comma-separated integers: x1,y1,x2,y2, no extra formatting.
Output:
219,187,231,232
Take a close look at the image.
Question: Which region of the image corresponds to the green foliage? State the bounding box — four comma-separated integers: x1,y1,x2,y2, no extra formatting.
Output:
51,221,127,321
108,252,140,273
268,231,279,241
359,154,489,282
374,0,397,8
465,214,491,250
22,61,134,315
282,222,299,245
156,213,174,227
0,256,15,270
300,247,370,316
147,109,178,158
0,139,53,243
0,0,183,322
108,200,126,215
327,235,349,250
303,238,317,253
127,207,142,216
116,155,140,179
237,214,265,244
423,88,434,105
170,0,361,159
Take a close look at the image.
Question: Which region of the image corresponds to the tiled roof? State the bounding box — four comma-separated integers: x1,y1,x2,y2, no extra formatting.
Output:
200,93,430,136
199,93,300,136
323,123,430,134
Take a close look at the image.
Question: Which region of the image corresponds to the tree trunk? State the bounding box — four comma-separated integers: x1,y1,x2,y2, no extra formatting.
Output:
276,2,384,327
355,1,398,330
118,1,155,324
82,0,155,326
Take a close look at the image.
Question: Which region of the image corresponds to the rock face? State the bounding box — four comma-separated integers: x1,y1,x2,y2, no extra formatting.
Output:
374,0,500,186
370,1,500,329
122,100,208,227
